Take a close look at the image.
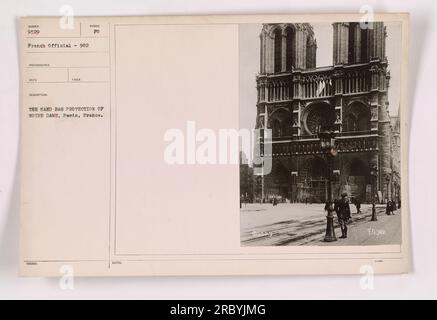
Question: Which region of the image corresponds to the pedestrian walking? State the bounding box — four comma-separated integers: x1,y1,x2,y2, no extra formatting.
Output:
336,192,351,239
386,200,392,215
355,198,361,214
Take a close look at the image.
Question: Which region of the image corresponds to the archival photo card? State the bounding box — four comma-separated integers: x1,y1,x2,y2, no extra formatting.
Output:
19,14,410,276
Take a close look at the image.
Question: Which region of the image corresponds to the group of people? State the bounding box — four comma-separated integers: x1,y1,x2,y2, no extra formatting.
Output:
324,194,401,239
386,200,398,215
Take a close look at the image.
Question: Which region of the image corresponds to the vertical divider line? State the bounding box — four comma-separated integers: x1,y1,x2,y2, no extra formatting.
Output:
108,22,112,269
114,25,118,257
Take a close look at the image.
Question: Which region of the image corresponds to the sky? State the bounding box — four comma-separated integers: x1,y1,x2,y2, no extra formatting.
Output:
239,22,402,132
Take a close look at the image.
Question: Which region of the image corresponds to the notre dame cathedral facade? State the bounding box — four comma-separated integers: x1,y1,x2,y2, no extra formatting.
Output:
254,22,400,203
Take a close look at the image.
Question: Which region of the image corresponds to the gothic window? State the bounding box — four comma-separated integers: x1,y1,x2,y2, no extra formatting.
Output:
348,22,357,64
272,119,281,137
345,102,371,132
346,114,357,131
310,157,328,178
349,158,370,183
270,109,293,137
274,29,282,72
307,114,322,134
285,27,295,71
360,29,369,62
303,103,336,135
357,113,370,131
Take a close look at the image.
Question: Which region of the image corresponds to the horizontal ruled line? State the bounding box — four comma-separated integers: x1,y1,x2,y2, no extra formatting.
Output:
26,81,109,84
26,36,108,39
26,66,110,68
25,51,109,54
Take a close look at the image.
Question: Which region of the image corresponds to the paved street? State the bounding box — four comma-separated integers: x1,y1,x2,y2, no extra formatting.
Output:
240,203,401,246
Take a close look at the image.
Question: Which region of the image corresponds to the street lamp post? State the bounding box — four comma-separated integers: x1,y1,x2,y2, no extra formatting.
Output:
319,126,337,242
370,165,377,221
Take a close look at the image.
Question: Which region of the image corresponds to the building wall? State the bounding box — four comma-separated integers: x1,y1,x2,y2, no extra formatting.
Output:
254,22,397,203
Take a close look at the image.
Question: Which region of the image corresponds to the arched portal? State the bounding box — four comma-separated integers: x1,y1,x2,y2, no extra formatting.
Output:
345,157,370,202
308,156,328,178
296,156,330,203
270,159,291,200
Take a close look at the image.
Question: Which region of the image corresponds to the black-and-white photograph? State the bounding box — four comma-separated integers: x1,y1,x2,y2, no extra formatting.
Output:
239,21,402,246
